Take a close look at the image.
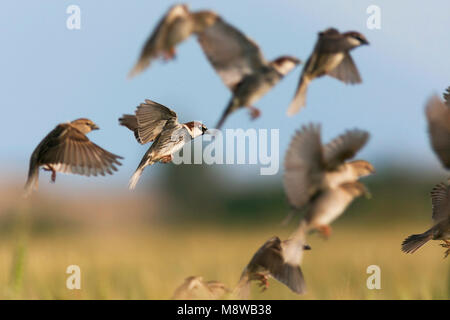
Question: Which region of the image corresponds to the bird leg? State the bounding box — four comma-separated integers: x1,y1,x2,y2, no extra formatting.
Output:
255,273,269,292
163,47,176,61
318,225,332,239
160,155,173,163
247,106,261,120
43,165,57,183
440,240,450,258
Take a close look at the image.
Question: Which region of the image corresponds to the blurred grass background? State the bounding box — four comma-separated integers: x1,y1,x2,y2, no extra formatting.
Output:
0,164,449,300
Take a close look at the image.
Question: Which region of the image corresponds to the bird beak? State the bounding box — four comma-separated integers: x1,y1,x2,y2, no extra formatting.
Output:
361,39,369,45
303,244,311,251
202,126,208,135
91,124,100,130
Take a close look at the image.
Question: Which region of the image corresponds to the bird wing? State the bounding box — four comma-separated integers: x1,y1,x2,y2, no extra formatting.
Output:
327,53,362,84
37,124,122,176
144,120,187,159
130,99,178,144
323,129,369,170
197,17,267,90
128,4,190,78
426,95,450,169
252,237,306,294
284,124,325,209
430,182,450,223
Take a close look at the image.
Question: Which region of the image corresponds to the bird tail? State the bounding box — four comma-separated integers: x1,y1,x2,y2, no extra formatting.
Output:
215,98,238,130
401,229,433,254
128,158,155,190
287,75,310,116
23,167,39,198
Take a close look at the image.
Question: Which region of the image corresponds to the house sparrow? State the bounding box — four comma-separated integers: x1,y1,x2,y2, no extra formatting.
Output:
197,17,301,128
284,123,373,211
236,229,311,298
287,28,369,116
425,87,450,169
402,182,450,258
24,118,123,197
172,276,230,300
303,181,369,237
128,4,218,78
119,99,207,190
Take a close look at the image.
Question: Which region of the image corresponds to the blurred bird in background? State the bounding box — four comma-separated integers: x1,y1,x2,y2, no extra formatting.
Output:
128,3,218,77
197,18,301,128
287,28,369,115
425,86,450,169
24,118,123,197
172,276,230,300
283,124,374,237
402,182,450,258
119,99,208,190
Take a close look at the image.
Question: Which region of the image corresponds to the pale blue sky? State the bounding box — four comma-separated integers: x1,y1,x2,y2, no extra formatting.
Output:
1,1,449,189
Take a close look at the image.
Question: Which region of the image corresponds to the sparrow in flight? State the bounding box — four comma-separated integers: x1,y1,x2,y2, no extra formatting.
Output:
197,17,300,128
283,124,374,237
236,226,311,298
425,87,450,169
119,99,208,190
24,118,123,197
402,182,450,258
128,4,218,78
287,28,369,116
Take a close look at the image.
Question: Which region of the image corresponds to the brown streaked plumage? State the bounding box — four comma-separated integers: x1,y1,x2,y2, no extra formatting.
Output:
402,182,450,258
172,276,230,300
287,28,369,115
197,17,300,128
128,4,218,78
119,99,207,190
24,118,123,197
425,87,450,169
236,228,311,298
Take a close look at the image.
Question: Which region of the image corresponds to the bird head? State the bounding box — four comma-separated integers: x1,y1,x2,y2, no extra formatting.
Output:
349,160,375,178
343,31,369,47
71,118,99,134
184,121,208,138
271,56,301,76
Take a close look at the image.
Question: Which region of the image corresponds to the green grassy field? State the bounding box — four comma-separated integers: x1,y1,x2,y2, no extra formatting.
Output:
0,222,448,300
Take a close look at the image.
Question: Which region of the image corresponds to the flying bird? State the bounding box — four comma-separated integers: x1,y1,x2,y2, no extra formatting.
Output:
402,182,450,258
283,124,373,237
236,228,311,298
172,276,230,300
128,4,218,78
287,28,369,116
425,86,450,169
119,99,208,190
24,118,123,197
197,17,300,128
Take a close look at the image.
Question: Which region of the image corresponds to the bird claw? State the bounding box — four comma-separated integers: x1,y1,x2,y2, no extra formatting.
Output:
44,165,56,183
256,274,269,292
318,225,332,239
160,155,173,163
248,106,261,120
163,48,176,61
